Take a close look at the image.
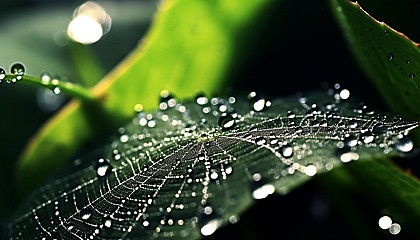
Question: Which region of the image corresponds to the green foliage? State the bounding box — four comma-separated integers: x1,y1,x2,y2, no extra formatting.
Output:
2,0,420,239
16,0,279,196
330,0,420,121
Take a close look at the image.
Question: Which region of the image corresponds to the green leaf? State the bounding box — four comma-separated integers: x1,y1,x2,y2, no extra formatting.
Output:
330,0,420,236
16,0,279,196
7,91,418,239
330,0,420,120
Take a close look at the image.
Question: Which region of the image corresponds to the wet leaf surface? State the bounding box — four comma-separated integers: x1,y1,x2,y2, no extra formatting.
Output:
330,0,420,120
8,90,418,239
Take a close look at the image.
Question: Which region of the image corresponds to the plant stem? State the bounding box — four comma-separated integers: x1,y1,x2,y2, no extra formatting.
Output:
2,74,97,102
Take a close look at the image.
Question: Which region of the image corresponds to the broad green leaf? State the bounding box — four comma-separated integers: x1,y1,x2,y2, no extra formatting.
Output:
330,0,420,236
7,91,418,239
330,0,420,120
16,0,279,195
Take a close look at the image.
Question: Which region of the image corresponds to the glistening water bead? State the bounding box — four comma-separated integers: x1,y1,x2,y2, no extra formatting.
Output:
10,63,25,76
96,158,111,177
218,113,236,131
395,136,414,153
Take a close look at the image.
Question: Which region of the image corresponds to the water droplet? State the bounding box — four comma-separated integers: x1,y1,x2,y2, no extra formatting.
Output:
339,89,350,100
196,93,208,105
304,165,317,176
387,52,393,60
395,136,414,153
120,134,129,143
10,63,25,75
218,113,236,131
389,223,401,235
96,158,110,177
80,208,93,221
378,215,392,229
40,72,51,84
336,147,359,163
134,104,143,112
103,217,112,228
360,131,374,144
247,92,267,112
53,87,61,95
252,98,266,112
251,178,275,200
255,137,266,145
200,219,221,236
348,120,358,128
406,59,411,64
287,111,296,118
203,205,213,215
279,144,293,158
344,135,358,147
372,124,388,135
409,73,415,79
0,68,5,81
210,169,218,180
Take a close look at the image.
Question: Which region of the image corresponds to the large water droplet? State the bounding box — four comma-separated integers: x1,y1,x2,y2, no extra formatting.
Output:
395,136,414,153
10,63,25,76
218,113,236,131
80,208,93,221
378,215,392,229
387,52,393,60
200,219,221,236
247,92,267,112
304,165,317,176
103,217,112,228
279,144,293,158
253,98,266,112
360,131,374,144
339,89,350,100
96,158,110,177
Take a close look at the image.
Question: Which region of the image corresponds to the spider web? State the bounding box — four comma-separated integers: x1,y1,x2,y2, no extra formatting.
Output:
7,90,418,239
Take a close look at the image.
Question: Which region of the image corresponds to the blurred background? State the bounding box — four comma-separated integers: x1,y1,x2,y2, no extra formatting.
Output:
0,0,420,239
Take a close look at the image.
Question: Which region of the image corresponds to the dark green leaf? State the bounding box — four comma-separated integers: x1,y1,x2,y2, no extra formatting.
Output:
330,0,420,120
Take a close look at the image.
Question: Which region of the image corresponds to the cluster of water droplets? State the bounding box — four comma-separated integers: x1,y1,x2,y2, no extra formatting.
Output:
0,63,25,84
384,48,417,84
7,87,418,239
